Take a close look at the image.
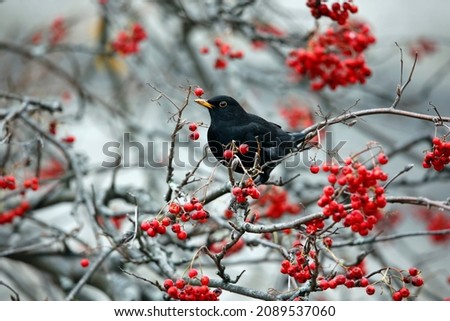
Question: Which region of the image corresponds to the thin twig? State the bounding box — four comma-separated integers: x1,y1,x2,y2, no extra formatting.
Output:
0,280,20,301
332,229,450,248
391,44,418,109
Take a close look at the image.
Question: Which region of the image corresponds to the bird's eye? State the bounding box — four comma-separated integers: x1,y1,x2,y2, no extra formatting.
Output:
219,101,227,108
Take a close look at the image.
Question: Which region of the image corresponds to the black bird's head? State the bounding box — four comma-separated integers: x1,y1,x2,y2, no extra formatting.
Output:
195,95,249,122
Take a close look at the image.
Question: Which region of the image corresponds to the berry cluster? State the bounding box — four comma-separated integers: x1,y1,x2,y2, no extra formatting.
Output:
50,17,67,45
416,209,450,243
390,267,423,300
141,199,209,240
306,1,358,25
200,38,244,70
286,20,375,90
23,177,39,191
140,217,172,238
0,175,16,190
280,103,315,131
30,16,68,46
318,274,369,291
232,179,261,204
163,270,221,301
49,120,57,135
280,250,317,284
310,153,389,235
409,37,437,60
39,159,65,179
112,23,147,56
422,136,450,171
169,199,209,223
254,186,301,219
0,201,30,225
252,23,285,49
317,262,423,300
188,122,200,141
318,261,368,291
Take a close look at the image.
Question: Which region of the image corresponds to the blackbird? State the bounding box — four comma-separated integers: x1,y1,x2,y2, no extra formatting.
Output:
195,95,307,183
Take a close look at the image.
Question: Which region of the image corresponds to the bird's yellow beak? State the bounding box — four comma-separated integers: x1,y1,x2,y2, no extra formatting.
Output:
194,99,214,109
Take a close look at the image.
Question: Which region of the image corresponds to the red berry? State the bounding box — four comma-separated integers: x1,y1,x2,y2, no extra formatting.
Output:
330,164,340,174
194,202,203,211
236,194,247,203
223,149,234,160
80,258,90,268
399,287,410,298
328,279,337,289
224,209,234,219
432,137,441,145
366,285,375,295
319,280,329,290
199,46,209,54
188,269,198,278
183,202,195,212
323,185,335,196
194,87,204,97
188,123,198,131
408,267,419,276
200,275,210,286
345,279,355,288
377,153,389,165
167,286,179,298
335,274,346,285
146,228,156,237
359,277,369,287
323,237,333,247
392,291,402,301
232,187,242,196
171,223,181,233
310,164,320,174
161,217,171,226
238,144,249,155
177,230,187,240
214,57,227,69
189,131,200,140
157,225,166,234
180,213,190,222
412,276,424,287
229,50,244,59
62,135,75,143
140,221,151,231
168,203,181,214
175,278,186,289
163,279,174,289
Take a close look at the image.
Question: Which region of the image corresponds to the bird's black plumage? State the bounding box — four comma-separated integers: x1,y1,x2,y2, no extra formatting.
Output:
195,95,306,183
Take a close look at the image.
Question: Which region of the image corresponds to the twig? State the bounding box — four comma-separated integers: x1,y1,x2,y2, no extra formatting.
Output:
301,106,450,139
242,212,325,233
0,92,62,116
161,87,192,202
332,229,450,248
65,246,117,301
0,280,21,301
386,195,450,211
391,43,418,109
383,163,414,190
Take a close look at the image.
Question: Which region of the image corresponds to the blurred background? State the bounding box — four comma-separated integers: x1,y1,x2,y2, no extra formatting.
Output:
0,0,449,301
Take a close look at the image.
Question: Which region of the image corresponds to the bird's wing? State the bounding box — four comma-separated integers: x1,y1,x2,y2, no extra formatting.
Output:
269,122,282,129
